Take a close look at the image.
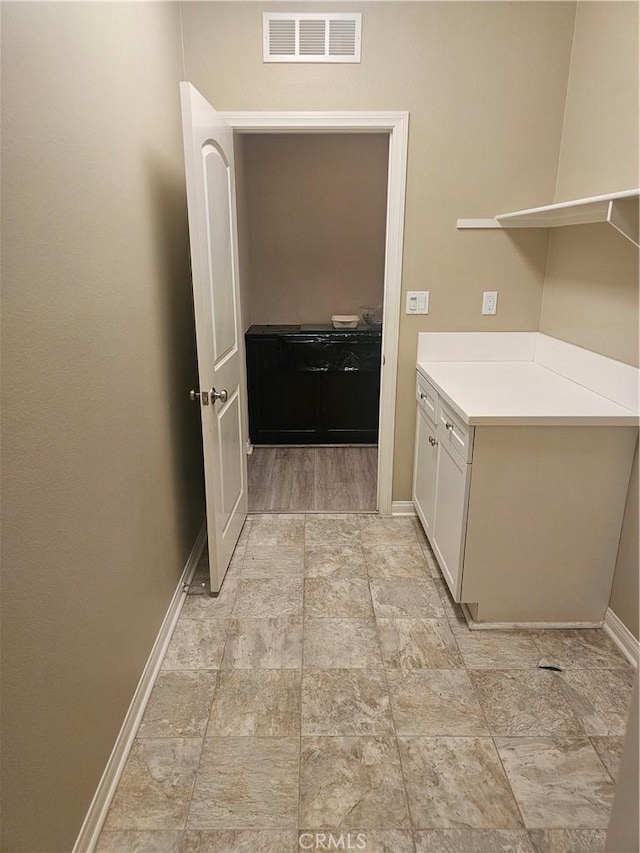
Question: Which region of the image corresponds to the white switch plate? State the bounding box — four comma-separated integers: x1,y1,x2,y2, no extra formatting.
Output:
406,291,429,314
482,291,498,315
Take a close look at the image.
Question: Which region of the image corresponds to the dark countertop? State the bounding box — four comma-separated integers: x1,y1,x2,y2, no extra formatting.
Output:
245,324,382,339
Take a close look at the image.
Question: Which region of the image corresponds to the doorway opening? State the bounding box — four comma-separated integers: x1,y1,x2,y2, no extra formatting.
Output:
223,111,409,517
236,132,386,513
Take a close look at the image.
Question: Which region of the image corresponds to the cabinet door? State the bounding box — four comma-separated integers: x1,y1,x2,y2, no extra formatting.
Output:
322,370,380,443
432,442,471,601
246,339,321,444
412,408,438,537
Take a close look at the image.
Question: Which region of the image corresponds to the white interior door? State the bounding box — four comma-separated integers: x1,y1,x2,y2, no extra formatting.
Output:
180,82,248,594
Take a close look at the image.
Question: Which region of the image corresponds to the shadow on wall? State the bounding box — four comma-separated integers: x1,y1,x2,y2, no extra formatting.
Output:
145,147,206,540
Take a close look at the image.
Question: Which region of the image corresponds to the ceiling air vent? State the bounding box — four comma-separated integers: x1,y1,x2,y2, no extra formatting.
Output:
263,13,362,63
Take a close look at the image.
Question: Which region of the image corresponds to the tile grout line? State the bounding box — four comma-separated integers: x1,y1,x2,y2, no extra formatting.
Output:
363,517,417,848
182,531,244,833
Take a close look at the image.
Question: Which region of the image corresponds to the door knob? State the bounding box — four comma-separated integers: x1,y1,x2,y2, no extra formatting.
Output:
211,387,228,403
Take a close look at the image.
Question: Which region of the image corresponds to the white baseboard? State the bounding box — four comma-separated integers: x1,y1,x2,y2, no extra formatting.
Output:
461,603,604,631
73,520,207,853
392,501,416,516
604,607,639,669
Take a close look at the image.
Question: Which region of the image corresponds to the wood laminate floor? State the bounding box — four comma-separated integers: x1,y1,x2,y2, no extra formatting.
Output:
248,446,378,513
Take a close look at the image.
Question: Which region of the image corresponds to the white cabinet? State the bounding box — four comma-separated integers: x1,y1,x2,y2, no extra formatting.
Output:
412,360,637,626
412,373,472,600
431,432,471,599
412,385,438,538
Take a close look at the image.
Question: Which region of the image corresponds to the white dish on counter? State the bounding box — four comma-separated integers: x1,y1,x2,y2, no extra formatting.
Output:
331,315,359,329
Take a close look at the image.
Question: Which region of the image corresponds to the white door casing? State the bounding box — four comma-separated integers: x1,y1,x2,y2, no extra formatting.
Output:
180,82,248,593
220,111,409,516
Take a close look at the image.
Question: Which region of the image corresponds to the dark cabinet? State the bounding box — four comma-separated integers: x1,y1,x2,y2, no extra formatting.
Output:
245,325,382,445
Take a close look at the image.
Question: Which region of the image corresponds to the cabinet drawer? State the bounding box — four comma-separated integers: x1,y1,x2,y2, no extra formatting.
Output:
416,372,438,426
439,400,474,462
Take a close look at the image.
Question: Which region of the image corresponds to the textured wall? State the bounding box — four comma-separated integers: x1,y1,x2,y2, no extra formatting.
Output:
181,1,576,500
240,133,387,326
0,3,204,850
540,1,639,367
538,1,639,640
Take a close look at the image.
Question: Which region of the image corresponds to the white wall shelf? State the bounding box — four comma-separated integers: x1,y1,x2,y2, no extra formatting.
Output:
457,189,640,248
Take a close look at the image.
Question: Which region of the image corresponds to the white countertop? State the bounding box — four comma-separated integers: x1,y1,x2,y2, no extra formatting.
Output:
417,359,639,426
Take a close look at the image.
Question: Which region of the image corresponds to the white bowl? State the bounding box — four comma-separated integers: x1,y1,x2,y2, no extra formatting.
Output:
331,315,359,329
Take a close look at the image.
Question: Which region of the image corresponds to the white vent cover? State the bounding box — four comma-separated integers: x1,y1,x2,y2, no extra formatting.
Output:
263,13,361,63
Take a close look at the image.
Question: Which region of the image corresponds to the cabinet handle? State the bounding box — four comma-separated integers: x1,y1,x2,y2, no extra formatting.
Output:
428,435,438,446
445,421,454,431
420,392,427,400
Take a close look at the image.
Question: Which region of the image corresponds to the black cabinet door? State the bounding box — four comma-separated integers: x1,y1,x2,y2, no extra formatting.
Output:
321,371,380,442
246,338,322,444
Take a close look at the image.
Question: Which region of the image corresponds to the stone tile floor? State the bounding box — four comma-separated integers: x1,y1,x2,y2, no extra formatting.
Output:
97,514,635,853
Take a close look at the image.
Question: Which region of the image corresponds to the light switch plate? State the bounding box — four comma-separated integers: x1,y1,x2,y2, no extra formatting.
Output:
406,291,429,314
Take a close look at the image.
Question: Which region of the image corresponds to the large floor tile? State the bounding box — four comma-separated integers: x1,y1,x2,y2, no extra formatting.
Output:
181,576,240,620
207,670,301,736
304,578,374,619
304,619,383,669
233,578,303,618
495,737,615,829
359,516,418,546
469,670,585,737
299,829,414,852
242,546,304,577
388,670,488,736
415,829,537,852
161,619,229,671
247,514,305,547
138,671,217,738
532,630,630,670
370,578,444,619
302,669,393,736
96,830,183,852
527,829,607,852
398,736,523,829
181,830,298,852
558,668,634,735
364,545,430,579
304,544,368,578
188,737,299,829
300,736,410,828
589,736,624,782
103,738,202,831
452,628,540,669
222,616,303,669
376,618,463,670
305,514,361,545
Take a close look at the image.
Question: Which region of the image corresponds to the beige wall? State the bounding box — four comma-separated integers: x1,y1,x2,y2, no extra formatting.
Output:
0,4,204,851
181,1,576,499
538,2,639,640
240,133,387,326
234,134,254,332
540,224,639,367
609,447,639,640
554,1,639,201
539,1,639,367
